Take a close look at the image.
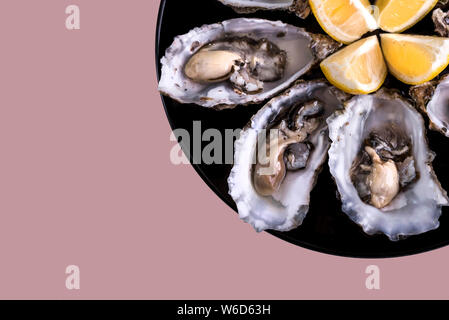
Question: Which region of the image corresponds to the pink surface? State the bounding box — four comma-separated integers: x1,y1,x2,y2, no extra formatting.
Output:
0,0,448,299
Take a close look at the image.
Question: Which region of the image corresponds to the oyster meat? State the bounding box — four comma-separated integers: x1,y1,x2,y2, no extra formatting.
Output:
228,80,344,232
158,18,340,109
217,0,311,19
410,74,449,137
328,90,449,240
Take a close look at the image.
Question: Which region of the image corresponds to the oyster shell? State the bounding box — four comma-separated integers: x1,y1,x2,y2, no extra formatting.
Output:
228,80,344,232
410,74,449,137
432,1,449,36
327,90,448,240
158,18,340,109
433,8,449,36
217,0,310,19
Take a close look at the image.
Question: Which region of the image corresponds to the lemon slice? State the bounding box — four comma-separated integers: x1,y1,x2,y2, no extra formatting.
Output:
320,36,387,94
309,0,378,44
381,34,449,85
376,0,438,33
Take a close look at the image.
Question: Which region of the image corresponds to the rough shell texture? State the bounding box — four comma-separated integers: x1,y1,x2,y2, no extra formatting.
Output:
158,18,340,109
409,80,436,113
228,80,342,232
410,74,449,136
217,0,311,19
433,8,449,37
288,0,311,19
327,90,449,241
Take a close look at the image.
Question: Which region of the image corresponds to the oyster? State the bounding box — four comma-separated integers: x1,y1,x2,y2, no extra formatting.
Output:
217,0,311,19
433,8,449,36
158,18,340,109
410,74,449,137
228,80,344,232
431,0,449,36
328,90,448,240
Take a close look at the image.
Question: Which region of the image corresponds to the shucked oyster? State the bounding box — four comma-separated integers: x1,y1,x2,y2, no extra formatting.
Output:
328,90,448,240
217,0,310,19
410,74,449,137
185,37,287,94
228,81,344,232
158,18,340,109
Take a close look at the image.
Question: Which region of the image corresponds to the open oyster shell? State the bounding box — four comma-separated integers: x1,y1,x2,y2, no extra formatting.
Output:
410,74,449,137
327,90,448,241
158,18,340,109
217,0,310,19
228,80,344,232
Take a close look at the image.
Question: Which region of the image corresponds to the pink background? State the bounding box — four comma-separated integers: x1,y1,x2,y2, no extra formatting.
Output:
0,0,448,299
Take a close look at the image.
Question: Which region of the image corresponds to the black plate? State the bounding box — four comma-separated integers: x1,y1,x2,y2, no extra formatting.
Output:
156,0,449,258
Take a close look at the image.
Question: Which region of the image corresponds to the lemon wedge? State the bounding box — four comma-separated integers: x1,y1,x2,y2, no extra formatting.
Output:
380,34,449,85
309,0,378,44
375,0,438,33
320,36,387,94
